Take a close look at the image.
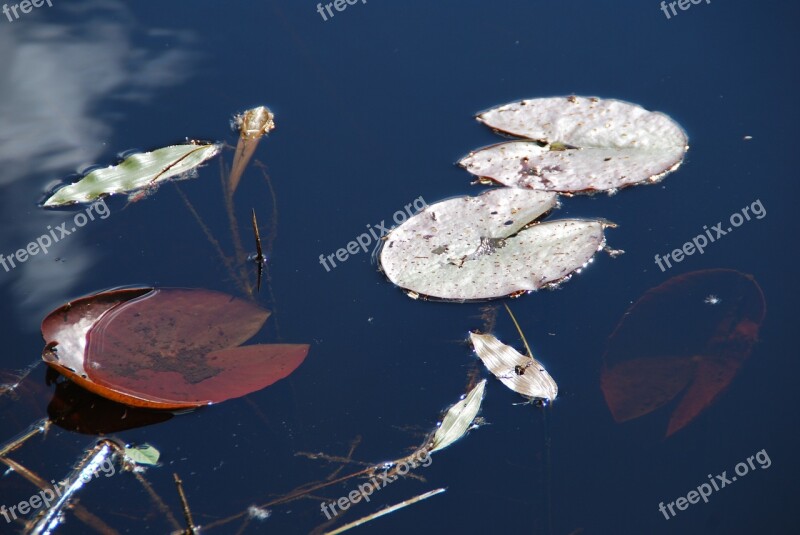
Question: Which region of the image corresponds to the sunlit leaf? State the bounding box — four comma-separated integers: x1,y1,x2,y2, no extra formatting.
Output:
124,444,161,466
459,96,688,193
601,269,766,436
469,332,557,402
379,188,612,300
41,287,309,409
429,379,486,453
43,142,221,207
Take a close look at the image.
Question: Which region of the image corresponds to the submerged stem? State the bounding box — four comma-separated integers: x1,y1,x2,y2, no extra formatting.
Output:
503,303,533,357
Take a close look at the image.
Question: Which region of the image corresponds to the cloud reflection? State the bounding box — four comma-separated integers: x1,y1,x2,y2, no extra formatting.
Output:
0,0,196,330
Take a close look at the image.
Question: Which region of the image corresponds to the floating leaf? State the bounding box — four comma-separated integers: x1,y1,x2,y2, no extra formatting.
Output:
601,269,765,436
459,96,688,193
429,379,486,453
124,444,161,466
228,106,275,196
469,332,557,402
41,287,309,409
43,142,221,207
379,188,612,300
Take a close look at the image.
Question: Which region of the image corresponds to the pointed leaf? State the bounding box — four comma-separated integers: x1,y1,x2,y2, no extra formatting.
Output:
469,332,557,401
429,379,486,453
43,142,221,206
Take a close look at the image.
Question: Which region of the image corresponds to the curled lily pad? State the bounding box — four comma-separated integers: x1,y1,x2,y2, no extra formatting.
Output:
379,188,613,301
41,287,309,409
43,142,221,207
459,96,688,193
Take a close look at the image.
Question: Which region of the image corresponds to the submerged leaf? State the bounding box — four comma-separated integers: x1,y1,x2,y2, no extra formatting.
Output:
469,332,557,402
41,287,309,409
429,379,486,453
601,269,765,436
460,96,688,193
379,188,611,300
43,142,221,207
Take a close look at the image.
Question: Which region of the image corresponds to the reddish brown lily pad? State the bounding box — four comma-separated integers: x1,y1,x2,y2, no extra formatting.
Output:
601,269,765,436
41,287,309,410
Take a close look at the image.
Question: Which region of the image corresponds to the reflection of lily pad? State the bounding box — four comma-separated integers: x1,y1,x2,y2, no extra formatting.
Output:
460,96,688,193
379,188,613,301
47,377,174,434
43,142,221,207
41,287,309,409
601,269,765,436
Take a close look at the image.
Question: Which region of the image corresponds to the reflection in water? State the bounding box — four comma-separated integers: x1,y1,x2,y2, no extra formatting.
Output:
47,369,173,434
601,269,766,436
0,0,196,330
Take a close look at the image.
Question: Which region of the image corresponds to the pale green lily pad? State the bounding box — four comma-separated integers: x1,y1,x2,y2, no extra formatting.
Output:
123,444,161,466
43,142,221,207
379,188,612,301
459,96,688,193
429,379,486,453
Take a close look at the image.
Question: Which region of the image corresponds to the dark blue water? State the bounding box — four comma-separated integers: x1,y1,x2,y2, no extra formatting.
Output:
1,1,797,533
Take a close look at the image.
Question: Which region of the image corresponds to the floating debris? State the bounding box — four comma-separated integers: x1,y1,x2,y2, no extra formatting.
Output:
228,106,275,196
428,380,486,453
470,332,557,402
123,444,161,468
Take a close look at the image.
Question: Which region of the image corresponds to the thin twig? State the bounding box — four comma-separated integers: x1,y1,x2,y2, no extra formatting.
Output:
173,473,197,535
504,303,533,357
0,418,49,457
323,488,446,535
251,208,264,291
200,465,376,531
132,471,182,532
8,442,120,535
255,161,281,336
